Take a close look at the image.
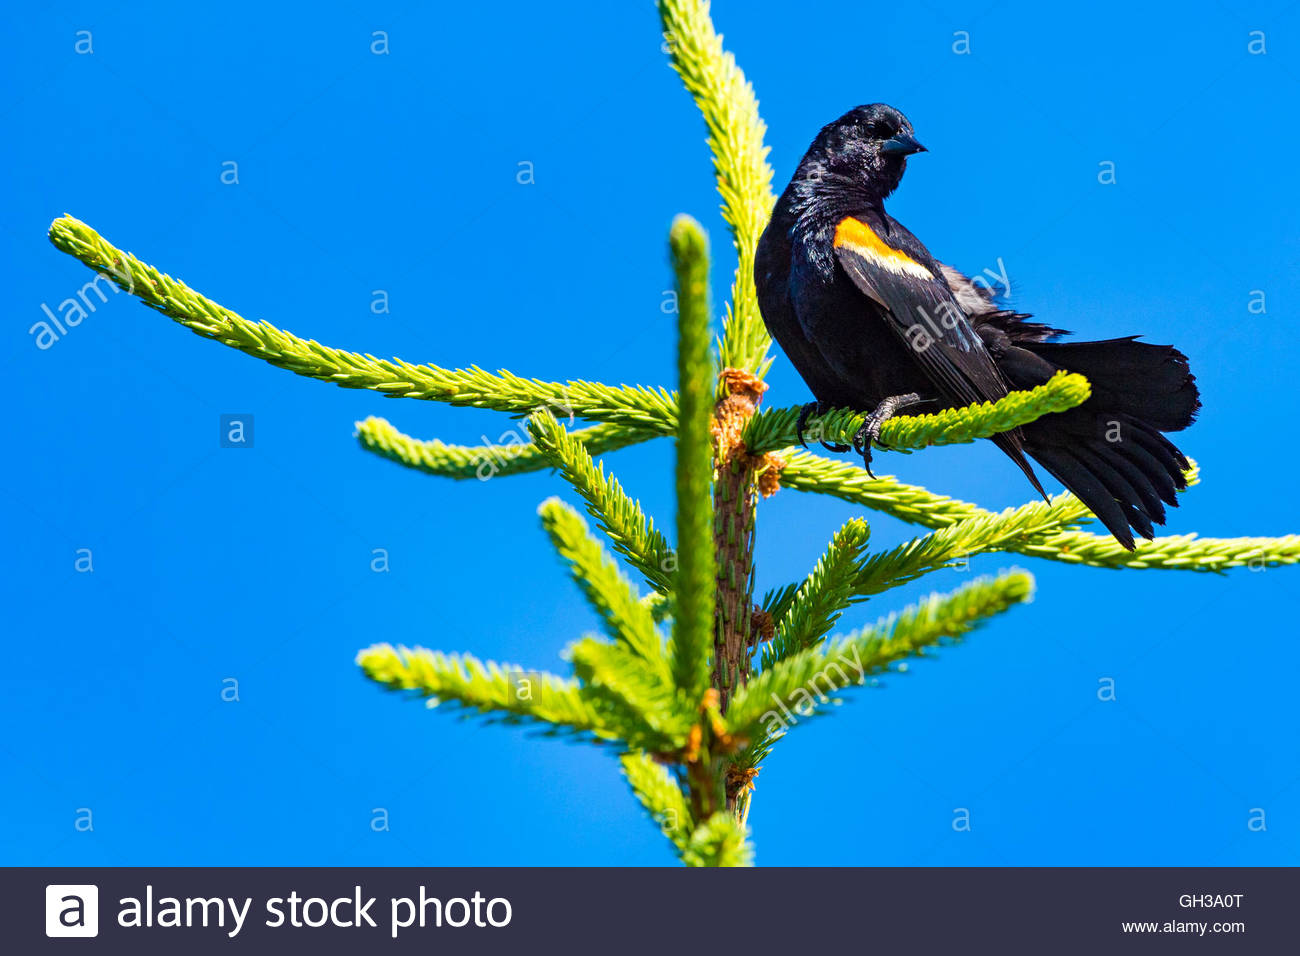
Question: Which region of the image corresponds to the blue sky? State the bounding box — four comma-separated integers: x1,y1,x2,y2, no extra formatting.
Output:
5,0,1299,866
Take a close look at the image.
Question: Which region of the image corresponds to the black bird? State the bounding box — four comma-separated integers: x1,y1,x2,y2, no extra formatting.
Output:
754,104,1200,549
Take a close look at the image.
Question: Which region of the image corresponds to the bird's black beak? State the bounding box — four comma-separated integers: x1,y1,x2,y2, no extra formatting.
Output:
881,132,927,156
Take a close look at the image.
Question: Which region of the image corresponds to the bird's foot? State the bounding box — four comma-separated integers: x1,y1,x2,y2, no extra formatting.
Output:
852,392,923,477
796,400,850,452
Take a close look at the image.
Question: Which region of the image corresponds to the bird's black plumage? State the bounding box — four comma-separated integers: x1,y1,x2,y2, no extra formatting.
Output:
755,104,1200,549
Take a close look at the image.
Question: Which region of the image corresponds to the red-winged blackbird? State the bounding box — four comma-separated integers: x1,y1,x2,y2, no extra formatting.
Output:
755,103,1200,550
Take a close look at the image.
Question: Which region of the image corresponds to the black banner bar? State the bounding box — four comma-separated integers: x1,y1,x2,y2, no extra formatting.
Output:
7,867,1292,953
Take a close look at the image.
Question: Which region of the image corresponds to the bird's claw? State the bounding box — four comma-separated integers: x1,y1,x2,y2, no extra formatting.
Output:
851,393,922,477
852,416,885,477
796,400,851,453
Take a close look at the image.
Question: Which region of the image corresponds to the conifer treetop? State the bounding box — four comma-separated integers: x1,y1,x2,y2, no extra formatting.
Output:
47,0,1298,865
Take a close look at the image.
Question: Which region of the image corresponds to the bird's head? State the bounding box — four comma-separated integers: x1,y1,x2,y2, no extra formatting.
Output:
807,104,926,201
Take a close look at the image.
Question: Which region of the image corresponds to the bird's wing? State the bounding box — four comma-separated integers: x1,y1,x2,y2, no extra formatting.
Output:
832,215,1047,497
831,215,1008,409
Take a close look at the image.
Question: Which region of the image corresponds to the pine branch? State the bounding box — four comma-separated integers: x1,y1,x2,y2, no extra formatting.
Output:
777,448,1062,527
356,643,611,738
783,453,1300,571
657,0,775,379
567,638,693,752
620,751,695,853
528,411,675,594
681,812,753,867
1019,529,1300,571
356,415,659,481
762,518,872,668
852,500,1086,598
47,216,678,429
781,452,1202,532
669,215,716,701
744,371,1091,454
727,571,1035,763
538,498,669,679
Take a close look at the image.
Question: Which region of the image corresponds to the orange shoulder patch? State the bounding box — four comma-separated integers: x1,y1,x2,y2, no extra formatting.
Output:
833,217,933,280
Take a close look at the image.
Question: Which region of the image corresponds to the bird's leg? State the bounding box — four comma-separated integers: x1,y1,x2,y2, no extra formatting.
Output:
852,392,923,477
796,400,850,452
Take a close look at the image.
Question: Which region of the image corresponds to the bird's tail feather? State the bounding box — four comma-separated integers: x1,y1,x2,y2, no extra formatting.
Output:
1008,337,1199,550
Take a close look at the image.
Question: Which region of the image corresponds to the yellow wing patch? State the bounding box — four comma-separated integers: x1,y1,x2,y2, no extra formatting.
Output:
833,217,933,281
